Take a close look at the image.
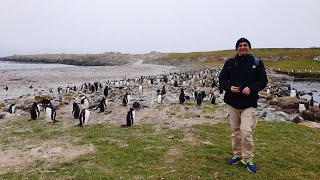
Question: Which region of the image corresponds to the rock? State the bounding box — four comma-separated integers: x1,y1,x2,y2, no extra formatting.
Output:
258,111,268,118
300,107,320,122
290,115,304,124
269,97,308,114
265,113,276,120
0,113,6,119
313,56,320,61
275,111,290,121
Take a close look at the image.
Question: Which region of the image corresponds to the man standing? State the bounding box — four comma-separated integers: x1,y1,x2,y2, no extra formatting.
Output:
219,38,268,173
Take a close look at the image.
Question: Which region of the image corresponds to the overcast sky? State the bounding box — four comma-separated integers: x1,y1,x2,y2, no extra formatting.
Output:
0,0,319,57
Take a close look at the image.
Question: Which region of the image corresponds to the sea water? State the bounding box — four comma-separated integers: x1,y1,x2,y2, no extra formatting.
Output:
0,61,75,70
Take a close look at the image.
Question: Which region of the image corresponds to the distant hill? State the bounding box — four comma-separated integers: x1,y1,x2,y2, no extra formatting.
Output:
1,48,320,73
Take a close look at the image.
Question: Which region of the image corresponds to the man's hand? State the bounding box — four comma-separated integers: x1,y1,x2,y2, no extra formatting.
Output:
242,87,251,95
230,86,240,93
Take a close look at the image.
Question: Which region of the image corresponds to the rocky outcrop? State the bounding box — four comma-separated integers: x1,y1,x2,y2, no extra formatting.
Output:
0,52,136,66
268,96,309,114
300,107,320,122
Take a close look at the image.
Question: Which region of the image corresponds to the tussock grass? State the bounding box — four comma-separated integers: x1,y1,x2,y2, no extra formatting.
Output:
0,116,319,179
168,48,320,73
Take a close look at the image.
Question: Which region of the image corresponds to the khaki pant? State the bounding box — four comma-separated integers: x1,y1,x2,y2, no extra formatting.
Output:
226,105,257,161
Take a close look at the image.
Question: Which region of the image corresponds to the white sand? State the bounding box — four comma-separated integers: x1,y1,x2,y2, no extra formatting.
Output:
0,62,178,101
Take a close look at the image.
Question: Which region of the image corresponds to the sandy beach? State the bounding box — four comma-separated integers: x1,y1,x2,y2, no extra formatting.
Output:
0,62,179,101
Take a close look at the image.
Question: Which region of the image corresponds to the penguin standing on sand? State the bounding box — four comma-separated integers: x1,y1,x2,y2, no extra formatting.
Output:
46,104,58,123
157,93,162,104
161,86,166,95
179,88,185,104
81,96,90,109
30,102,40,120
8,103,15,114
78,109,90,127
210,92,216,104
211,79,216,88
174,81,178,87
66,86,70,93
104,86,109,97
72,102,80,119
98,97,107,112
123,93,129,106
138,84,143,93
126,107,135,127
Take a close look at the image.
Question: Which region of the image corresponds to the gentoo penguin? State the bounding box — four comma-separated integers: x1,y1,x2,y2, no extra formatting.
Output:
90,85,95,93
81,96,90,109
179,88,185,104
194,91,198,102
211,79,216,88
290,89,296,98
98,97,107,112
288,84,291,91
309,96,314,107
298,102,306,113
104,86,109,97
40,98,51,109
163,76,168,83
66,86,70,93
156,89,161,95
210,92,216,105
30,102,40,120
123,93,129,106
78,109,90,127
5,86,8,91
157,93,162,104
174,81,178,87
46,104,57,123
126,107,135,127
57,87,62,94
72,102,80,119
8,103,15,114
161,86,166,95
94,82,98,91
266,87,271,95
138,85,143,93
196,93,204,106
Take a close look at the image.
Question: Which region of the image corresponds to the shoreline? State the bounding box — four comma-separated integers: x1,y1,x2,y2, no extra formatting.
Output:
0,63,181,102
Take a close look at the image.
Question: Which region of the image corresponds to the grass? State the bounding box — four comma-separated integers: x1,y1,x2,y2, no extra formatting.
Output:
0,116,320,179
168,48,320,74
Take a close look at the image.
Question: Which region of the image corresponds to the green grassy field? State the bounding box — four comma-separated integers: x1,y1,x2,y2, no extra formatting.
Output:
168,48,320,73
1,116,319,179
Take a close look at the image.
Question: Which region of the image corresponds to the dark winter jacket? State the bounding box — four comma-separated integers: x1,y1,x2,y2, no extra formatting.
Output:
219,54,268,109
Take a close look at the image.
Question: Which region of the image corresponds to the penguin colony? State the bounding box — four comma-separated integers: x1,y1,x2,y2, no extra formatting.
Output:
3,68,318,128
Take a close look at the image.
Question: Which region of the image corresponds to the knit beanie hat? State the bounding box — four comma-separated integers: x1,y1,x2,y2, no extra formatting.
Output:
236,38,251,50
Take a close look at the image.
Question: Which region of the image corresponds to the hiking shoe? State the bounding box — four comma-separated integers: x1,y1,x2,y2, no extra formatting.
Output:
227,156,242,165
245,160,257,173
